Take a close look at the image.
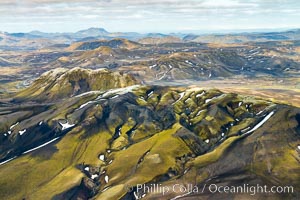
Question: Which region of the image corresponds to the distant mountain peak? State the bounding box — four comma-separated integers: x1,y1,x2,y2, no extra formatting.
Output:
76,27,109,35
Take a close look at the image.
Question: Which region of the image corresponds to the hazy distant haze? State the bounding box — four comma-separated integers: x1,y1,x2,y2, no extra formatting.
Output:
0,0,300,33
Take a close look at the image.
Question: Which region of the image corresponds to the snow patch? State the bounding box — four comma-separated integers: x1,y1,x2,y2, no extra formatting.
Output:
185,60,193,65
205,98,213,103
59,121,75,131
101,186,110,192
245,111,275,134
10,122,19,130
77,101,94,110
149,64,157,69
99,154,105,161
196,91,205,98
183,168,189,174
158,72,167,80
256,110,264,115
84,167,90,171
116,127,121,136
196,110,204,116
19,129,26,136
172,92,185,105
105,175,109,183
110,95,119,99
205,94,224,104
251,51,259,56
184,97,191,103
101,85,139,98
74,91,100,98
91,174,99,180
22,137,60,154
249,47,261,52
0,156,17,166
147,91,154,97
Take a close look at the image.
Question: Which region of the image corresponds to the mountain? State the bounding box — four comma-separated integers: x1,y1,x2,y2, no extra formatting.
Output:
2,31,300,95
0,31,70,51
14,67,139,101
7,33,36,38
27,28,109,39
145,33,169,38
184,29,300,43
0,28,144,51
74,28,109,38
138,36,182,44
119,47,300,81
53,46,116,68
0,81,299,199
67,38,141,51
2,28,300,51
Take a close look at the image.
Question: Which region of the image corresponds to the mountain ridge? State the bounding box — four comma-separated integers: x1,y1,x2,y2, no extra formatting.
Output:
1,27,300,51
0,83,299,199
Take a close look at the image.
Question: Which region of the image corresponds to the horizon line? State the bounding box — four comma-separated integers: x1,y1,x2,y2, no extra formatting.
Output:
1,26,300,35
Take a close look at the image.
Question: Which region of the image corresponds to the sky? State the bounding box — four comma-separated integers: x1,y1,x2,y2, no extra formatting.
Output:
0,0,300,33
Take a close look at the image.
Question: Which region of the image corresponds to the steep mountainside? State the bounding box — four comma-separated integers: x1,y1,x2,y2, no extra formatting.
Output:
0,81,299,199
